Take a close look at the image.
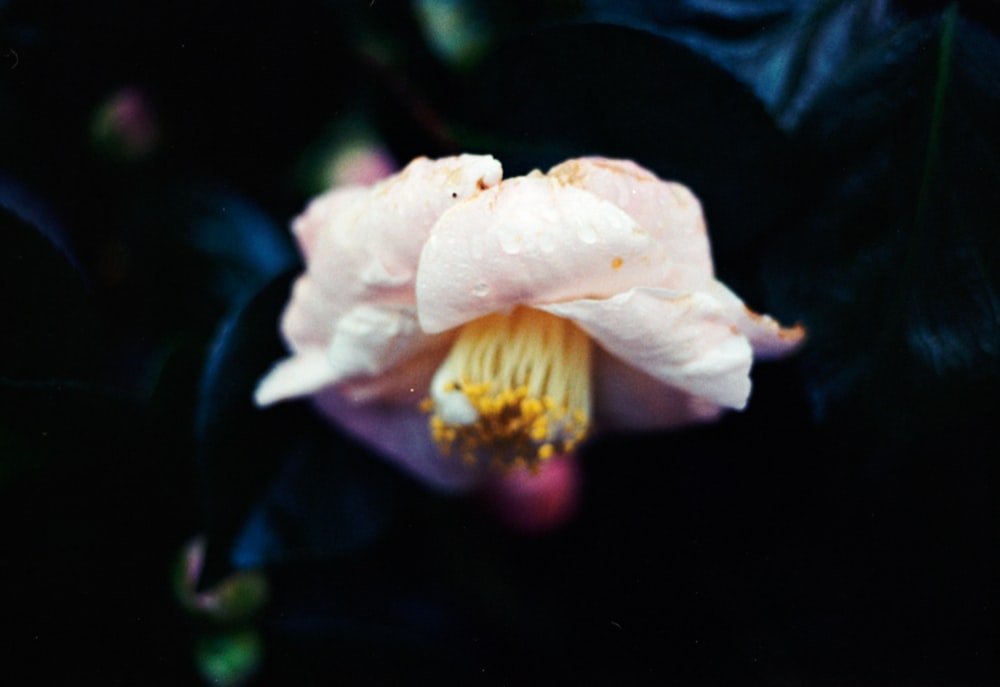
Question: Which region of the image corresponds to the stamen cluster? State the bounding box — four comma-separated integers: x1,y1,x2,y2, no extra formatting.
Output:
423,307,592,471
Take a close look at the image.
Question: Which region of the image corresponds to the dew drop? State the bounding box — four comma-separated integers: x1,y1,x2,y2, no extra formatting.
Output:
577,223,598,244
472,281,490,297
499,232,522,254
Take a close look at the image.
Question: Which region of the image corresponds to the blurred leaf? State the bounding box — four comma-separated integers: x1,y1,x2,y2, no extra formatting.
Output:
112,185,297,341
195,628,263,687
196,273,399,586
767,5,1000,437
579,0,903,131
413,0,495,69
0,202,100,382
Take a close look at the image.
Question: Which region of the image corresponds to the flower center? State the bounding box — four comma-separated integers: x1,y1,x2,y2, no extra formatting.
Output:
423,306,592,471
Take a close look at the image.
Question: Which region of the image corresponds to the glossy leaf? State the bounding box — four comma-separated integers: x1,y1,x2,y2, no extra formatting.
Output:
767,5,1000,437
117,186,296,339
580,0,904,130
0,202,100,382
196,273,400,586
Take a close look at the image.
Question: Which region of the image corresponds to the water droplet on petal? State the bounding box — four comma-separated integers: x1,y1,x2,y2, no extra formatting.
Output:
577,223,598,244
473,281,490,297
499,231,522,254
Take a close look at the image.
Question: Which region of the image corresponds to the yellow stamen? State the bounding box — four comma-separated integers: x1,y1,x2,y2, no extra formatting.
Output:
423,306,592,471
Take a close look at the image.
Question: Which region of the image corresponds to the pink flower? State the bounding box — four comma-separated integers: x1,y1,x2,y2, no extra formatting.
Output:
255,155,804,492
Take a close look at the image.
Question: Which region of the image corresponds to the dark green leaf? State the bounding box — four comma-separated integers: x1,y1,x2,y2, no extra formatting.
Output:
196,273,399,586
579,0,905,131
0,202,101,382
769,5,1000,438
115,186,296,340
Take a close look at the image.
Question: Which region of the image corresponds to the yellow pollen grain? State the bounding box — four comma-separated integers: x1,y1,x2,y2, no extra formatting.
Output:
611,256,624,270
422,306,592,471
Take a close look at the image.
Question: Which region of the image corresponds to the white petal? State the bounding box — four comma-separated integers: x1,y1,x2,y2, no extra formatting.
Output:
537,287,754,410
280,274,338,350
301,154,503,325
547,157,715,278
325,305,425,379
333,334,454,404
325,304,456,401
254,350,340,406
417,175,682,333
291,185,369,260
704,280,807,360
258,304,452,407
263,155,503,408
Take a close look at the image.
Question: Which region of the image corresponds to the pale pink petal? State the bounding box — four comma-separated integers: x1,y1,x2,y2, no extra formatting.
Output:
257,155,503,407
280,275,339,350
333,329,455,404
311,387,487,492
254,350,340,407
291,185,369,260
592,350,727,430
703,280,807,360
324,305,427,379
298,154,503,324
257,304,450,406
417,174,686,333
537,288,754,410
547,157,715,278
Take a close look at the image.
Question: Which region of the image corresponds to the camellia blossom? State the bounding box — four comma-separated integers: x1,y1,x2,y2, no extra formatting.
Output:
255,154,804,491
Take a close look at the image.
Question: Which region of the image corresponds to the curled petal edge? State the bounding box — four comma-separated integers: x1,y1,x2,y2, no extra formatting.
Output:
536,287,754,411
254,350,339,407
705,281,807,360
